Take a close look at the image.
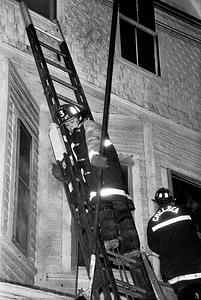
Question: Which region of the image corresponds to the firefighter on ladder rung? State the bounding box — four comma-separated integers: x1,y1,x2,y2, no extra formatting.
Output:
52,103,155,299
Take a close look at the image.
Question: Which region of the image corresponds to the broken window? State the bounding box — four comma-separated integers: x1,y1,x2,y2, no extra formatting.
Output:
13,120,32,255
119,0,160,75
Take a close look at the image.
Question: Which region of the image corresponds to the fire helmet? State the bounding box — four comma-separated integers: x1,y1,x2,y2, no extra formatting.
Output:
57,104,86,124
153,187,174,204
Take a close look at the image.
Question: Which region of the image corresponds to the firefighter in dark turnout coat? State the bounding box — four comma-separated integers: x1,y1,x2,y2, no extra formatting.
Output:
54,104,140,256
147,187,201,300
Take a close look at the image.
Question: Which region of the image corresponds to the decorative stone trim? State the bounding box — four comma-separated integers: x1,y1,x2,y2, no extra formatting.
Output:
0,281,74,300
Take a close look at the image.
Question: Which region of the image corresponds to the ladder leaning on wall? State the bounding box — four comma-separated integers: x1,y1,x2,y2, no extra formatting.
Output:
19,1,167,299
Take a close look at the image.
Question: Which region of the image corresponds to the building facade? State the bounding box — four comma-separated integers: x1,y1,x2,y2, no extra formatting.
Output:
0,0,201,299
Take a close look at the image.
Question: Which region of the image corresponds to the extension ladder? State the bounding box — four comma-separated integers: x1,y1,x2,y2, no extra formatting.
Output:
20,2,166,299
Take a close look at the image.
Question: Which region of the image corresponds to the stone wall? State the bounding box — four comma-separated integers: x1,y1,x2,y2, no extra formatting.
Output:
0,1,200,299
0,0,200,131
0,61,39,284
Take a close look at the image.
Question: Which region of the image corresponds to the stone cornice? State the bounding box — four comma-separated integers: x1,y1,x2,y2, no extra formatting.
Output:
155,0,201,29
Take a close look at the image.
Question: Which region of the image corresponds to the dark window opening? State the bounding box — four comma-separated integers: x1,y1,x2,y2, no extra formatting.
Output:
78,242,85,267
71,219,86,269
138,0,155,30
119,0,160,75
119,0,137,21
121,164,129,195
171,172,201,233
120,19,137,65
16,0,57,20
138,29,156,73
13,121,32,255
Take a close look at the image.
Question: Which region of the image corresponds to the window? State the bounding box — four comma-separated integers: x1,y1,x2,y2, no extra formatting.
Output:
16,0,57,20
169,171,201,233
119,0,160,75
13,120,32,255
121,164,131,195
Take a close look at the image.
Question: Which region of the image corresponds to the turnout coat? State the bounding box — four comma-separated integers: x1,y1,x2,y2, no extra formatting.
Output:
70,118,140,252
147,203,201,285
70,119,132,209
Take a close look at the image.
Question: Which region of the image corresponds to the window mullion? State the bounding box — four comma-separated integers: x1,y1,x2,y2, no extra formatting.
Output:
136,0,139,23
119,14,157,37
154,36,159,76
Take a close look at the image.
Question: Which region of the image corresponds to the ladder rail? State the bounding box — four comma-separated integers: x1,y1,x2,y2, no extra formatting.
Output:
141,252,167,300
21,5,120,295
20,1,167,299
59,41,93,119
25,23,60,120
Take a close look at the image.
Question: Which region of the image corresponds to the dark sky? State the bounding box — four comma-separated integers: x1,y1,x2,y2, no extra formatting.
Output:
163,0,201,19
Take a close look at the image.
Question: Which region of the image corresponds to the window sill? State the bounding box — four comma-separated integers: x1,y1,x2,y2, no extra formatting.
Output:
117,55,162,80
9,0,60,40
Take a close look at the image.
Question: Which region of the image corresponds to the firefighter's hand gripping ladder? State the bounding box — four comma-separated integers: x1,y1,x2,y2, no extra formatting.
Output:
19,1,166,299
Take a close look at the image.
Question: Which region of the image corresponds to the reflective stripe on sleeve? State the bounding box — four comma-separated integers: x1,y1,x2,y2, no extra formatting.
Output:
104,138,112,147
152,215,191,232
88,150,99,161
90,188,131,201
168,272,201,284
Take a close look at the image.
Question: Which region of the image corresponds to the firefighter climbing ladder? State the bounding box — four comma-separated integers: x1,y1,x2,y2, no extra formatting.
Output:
20,1,167,299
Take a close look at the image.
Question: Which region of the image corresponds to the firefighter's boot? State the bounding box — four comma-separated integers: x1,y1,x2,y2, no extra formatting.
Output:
119,218,140,255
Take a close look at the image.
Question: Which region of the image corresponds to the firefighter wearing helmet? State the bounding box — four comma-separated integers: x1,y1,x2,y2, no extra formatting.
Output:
147,187,201,300
53,104,154,296
55,104,140,255
154,187,174,204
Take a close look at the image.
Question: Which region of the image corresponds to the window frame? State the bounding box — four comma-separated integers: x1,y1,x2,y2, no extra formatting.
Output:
119,0,160,75
167,169,201,197
15,0,57,20
12,119,33,256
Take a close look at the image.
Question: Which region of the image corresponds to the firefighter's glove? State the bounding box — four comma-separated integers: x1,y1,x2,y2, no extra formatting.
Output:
91,154,108,168
52,163,63,181
52,162,71,183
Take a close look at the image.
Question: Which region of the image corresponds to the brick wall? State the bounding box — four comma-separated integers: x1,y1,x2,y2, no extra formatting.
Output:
61,0,201,131
0,0,28,52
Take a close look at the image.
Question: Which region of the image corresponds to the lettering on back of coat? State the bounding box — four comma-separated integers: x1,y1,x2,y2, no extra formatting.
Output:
152,206,179,222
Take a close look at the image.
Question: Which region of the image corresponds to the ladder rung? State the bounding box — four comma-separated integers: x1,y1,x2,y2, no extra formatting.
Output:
57,94,86,109
45,58,73,74
39,41,66,57
51,75,78,91
115,278,146,294
35,25,62,42
116,285,145,299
